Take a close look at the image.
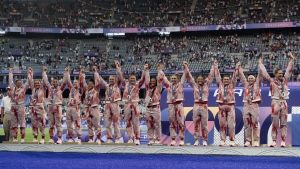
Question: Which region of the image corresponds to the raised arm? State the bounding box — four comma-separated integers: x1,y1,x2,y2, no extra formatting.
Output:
284,52,295,82
237,62,248,86
115,60,126,86
42,66,52,89
231,63,239,87
23,67,33,90
180,62,188,86
258,59,272,82
93,66,107,91
8,67,15,89
79,68,88,93
256,60,264,85
137,67,147,88
162,74,171,88
144,64,150,90
157,64,165,89
214,60,222,85
159,64,171,88
29,69,34,90
60,67,68,91
184,62,196,88
65,67,73,89
206,64,215,86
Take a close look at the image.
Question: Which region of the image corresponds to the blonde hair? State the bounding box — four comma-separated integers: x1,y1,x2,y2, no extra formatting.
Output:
173,73,180,79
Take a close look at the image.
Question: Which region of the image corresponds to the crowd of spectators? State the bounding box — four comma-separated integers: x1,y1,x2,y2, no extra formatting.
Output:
0,30,299,78
0,0,299,28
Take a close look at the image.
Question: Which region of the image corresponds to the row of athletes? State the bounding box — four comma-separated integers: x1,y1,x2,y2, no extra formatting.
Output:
6,52,294,147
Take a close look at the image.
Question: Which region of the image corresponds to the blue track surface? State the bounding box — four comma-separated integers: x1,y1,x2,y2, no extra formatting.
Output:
0,152,300,169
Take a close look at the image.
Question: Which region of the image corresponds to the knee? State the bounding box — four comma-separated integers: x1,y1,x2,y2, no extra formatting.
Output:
228,125,235,130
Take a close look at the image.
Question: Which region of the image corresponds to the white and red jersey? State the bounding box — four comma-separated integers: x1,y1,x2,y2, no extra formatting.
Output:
145,69,164,106
29,78,46,106
79,72,100,107
186,65,214,103
116,67,145,103
163,69,188,104
42,71,68,105
215,66,238,104
259,59,294,100
238,66,262,103
66,71,82,106
9,70,32,105
94,72,121,104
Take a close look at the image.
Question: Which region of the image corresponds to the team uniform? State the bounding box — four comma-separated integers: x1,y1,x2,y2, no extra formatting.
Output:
9,70,32,143
144,69,164,145
1,95,12,142
29,78,47,144
94,72,122,143
186,65,214,146
42,71,68,144
66,71,82,144
238,65,263,147
215,66,238,146
79,72,102,144
162,70,188,146
116,67,146,145
259,58,294,147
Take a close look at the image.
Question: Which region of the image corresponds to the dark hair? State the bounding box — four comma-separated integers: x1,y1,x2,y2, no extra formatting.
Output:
223,74,230,78
53,77,59,81
89,78,95,84
15,79,21,83
273,68,282,75
150,77,157,83
130,74,136,78
34,79,41,83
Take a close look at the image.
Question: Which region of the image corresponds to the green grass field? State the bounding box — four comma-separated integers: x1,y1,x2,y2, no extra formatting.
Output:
0,127,147,142
0,128,51,141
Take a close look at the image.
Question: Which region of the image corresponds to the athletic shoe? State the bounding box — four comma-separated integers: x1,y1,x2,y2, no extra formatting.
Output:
56,139,62,144
115,139,120,144
20,139,25,144
179,140,184,146
244,141,251,147
48,139,54,144
32,138,38,142
154,140,160,144
68,139,74,142
107,139,113,143
270,141,276,147
127,139,133,143
254,141,259,147
281,141,286,148
148,140,154,146
203,141,207,146
96,139,101,145
170,140,176,146
194,140,200,146
39,139,45,144
77,139,81,145
135,139,140,145
219,141,226,147
229,141,235,147
12,138,18,142
88,139,94,143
